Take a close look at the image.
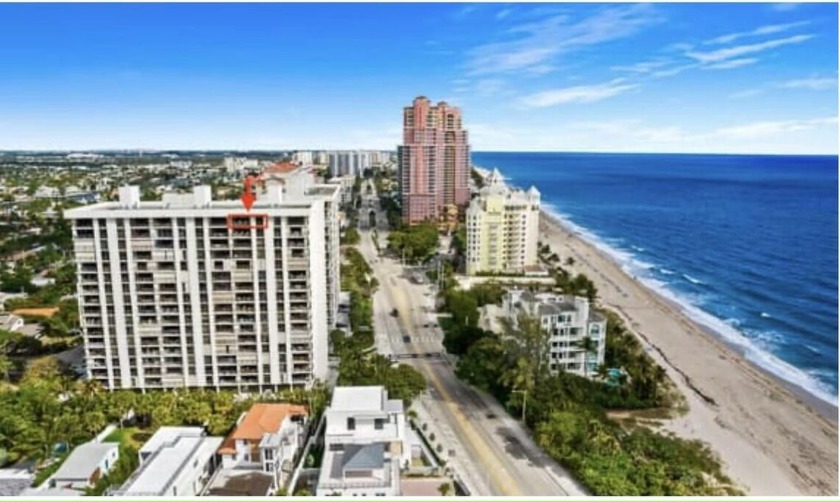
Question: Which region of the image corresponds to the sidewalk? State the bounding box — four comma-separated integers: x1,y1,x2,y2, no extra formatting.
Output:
410,394,492,495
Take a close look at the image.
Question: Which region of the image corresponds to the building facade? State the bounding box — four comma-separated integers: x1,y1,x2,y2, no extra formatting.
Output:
327,151,373,178
217,403,309,490
65,175,339,391
502,290,607,378
316,386,408,496
118,427,223,497
398,96,470,224
48,442,120,491
261,163,341,332
465,169,541,275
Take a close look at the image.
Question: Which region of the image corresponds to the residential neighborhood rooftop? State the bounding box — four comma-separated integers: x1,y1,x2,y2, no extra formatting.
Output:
218,403,307,455
330,386,390,412
51,442,118,482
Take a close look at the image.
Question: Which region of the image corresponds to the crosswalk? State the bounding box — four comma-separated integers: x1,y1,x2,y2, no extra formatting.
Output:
389,334,440,344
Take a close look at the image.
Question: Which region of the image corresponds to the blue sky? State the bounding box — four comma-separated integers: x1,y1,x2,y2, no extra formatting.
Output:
0,2,837,154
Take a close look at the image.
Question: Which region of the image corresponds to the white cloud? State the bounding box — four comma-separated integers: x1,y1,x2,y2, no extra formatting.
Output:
729,88,765,99
452,5,479,20
496,8,512,20
686,34,814,63
704,21,810,45
466,4,663,76
651,63,698,78
348,126,402,147
704,58,759,70
771,3,800,12
611,59,672,74
519,79,638,108
712,117,837,139
778,77,837,90
467,117,838,154
573,120,690,143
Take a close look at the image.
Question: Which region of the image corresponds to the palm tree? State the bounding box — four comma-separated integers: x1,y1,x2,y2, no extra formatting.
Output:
574,335,598,378
595,364,610,382
76,379,103,399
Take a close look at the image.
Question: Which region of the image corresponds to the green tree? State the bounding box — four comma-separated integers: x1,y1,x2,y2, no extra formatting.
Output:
387,223,439,263
500,315,551,389
575,335,599,378
341,228,360,245
0,354,12,381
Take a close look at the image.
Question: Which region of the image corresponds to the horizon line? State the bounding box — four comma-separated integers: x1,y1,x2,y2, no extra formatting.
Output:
1,149,836,157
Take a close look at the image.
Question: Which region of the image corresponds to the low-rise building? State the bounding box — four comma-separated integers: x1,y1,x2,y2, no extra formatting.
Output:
117,426,222,497
316,386,408,496
216,403,308,491
47,442,119,491
502,290,607,378
465,169,540,276
326,175,356,206
0,314,24,332
204,470,275,496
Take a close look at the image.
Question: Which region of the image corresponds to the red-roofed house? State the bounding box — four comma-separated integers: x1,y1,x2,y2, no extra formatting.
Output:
217,403,309,490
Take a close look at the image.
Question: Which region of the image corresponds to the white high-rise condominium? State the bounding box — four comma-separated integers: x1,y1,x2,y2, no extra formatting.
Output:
65,164,340,392
465,168,540,276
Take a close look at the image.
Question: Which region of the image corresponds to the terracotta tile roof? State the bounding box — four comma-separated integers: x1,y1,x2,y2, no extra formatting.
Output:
218,403,307,454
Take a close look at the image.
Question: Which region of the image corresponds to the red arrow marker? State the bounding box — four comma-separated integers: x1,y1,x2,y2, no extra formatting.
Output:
241,176,256,211
241,191,255,211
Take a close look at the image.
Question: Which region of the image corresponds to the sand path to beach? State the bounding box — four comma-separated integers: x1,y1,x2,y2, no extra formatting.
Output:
539,214,837,495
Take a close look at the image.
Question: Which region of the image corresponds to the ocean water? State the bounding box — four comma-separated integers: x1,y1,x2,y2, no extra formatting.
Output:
473,152,838,406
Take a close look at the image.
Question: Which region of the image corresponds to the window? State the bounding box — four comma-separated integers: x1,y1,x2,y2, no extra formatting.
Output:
347,417,355,430
374,418,384,430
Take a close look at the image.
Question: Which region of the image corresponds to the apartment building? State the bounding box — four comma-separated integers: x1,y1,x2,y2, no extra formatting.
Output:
326,175,355,206
502,290,607,378
118,427,223,497
465,169,540,276
316,386,409,496
398,96,470,224
327,151,372,178
64,175,338,391
262,162,341,331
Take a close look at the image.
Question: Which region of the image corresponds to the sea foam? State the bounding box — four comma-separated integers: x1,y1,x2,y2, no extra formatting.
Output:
541,203,838,406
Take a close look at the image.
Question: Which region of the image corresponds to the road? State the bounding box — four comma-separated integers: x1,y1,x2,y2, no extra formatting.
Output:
356,179,586,496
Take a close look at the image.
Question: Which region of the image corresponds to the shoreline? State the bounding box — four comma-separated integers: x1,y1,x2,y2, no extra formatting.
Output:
544,209,838,417
538,208,838,495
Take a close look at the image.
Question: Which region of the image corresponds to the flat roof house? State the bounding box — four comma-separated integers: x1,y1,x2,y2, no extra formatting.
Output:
48,442,119,491
316,386,408,496
117,426,222,497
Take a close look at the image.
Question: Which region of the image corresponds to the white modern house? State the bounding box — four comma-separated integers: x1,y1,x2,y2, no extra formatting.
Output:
64,162,341,391
502,290,607,378
316,386,409,496
210,403,308,493
46,442,119,491
117,426,223,497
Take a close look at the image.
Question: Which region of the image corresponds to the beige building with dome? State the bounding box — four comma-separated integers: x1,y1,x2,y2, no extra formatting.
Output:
465,169,541,275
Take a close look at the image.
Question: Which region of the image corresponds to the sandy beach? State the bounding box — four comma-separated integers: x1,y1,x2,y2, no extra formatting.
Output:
539,211,838,496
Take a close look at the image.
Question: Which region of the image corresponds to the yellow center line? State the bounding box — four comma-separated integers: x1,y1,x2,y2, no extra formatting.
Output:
386,274,520,496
